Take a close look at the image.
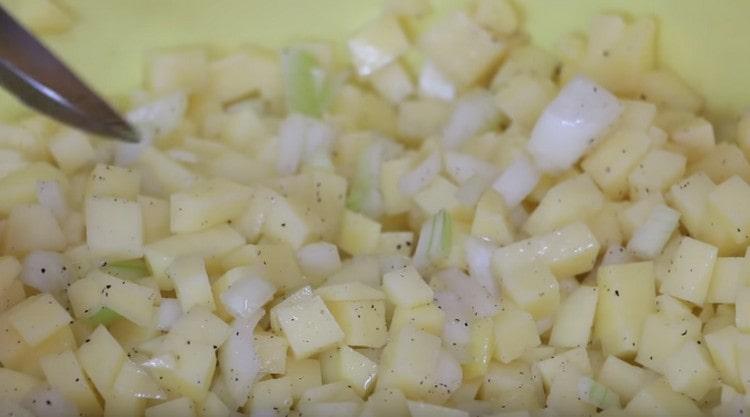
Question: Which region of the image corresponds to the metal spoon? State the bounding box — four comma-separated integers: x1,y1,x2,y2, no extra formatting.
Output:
0,6,139,142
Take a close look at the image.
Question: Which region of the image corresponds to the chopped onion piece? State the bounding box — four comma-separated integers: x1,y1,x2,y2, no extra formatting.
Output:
434,268,499,318
419,60,456,101
434,290,471,362
35,180,68,221
277,114,335,175
443,151,498,185
577,376,620,410
117,92,187,166
492,153,540,207
601,244,636,266
282,48,333,117
297,242,342,281
430,349,463,401
21,250,71,294
464,237,499,297
400,151,441,196
219,311,264,406
627,204,681,259
221,276,276,319
413,209,453,272
156,298,183,331
443,91,500,149
347,142,385,218
527,76,622,173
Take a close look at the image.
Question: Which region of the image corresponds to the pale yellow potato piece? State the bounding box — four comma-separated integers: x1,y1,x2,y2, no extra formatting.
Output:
7,293,71,346
277,295,344,359
40,350,102,417
660,237,718,305
493,308,540,364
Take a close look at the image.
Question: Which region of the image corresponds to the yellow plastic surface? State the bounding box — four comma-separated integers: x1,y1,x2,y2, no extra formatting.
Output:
0,0,748,124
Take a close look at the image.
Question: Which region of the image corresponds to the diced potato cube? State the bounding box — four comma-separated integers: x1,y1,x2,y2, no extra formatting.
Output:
396,99,451,143
536,347,592,389
166,256,215,313
348,15,410,76
462,316,494,379
660,237,718,305
414,176,464,218
635,312,701,373
667,172,715,237
76,325,126,396
736,287,750,332
377,326,441,399
246,377,294,416
624,378,702,417
663,341,718,401
4,204,66,255
420,12,504,88
546,368,596,416
48,130,95,174
690,142,750,185
86,196,143,260
470,189,515,245
86,164,140,200
40,350,102,417
145,397,196,417
667,115,714,162
376,232,415,257
286,358,322,400
254,332,288,374
597,355,657,404
492,222,600,279
0,367,41,402
549,286,598,348
494,74,556,129
208,49,282,105
257,243,307,294
708,176,750,244
360,387,410,417
338,210,381,256
707,257,744,304
382,265,433,308
493,308,540,363
524,174,604,236
138,195,171,243
389,304,445,337
407,401,468,417
277,295,344,359
369,62,415,104
171,179,250,233
7,293,72,346
478,361,544,410
595,262,656,358
0,256,21,292
498,263,559,320
704,326,743,392
328,300,387,348
628,149,686,200
149,343,216,403
321,345,378,396
581,129,653,199
147,48,208,94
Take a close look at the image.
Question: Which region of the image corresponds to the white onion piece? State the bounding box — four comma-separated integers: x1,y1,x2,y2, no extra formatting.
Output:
219,311,264,406
627,204,681,259
35,180,68,221
443,151,498,185
419,60,456,101
117,92,187,166
434,268,499,318
156,299,183,331
443,91,500,149
464,237,499,298
297,242,342,281
221,276,276,320
527,75,622,173
21,251,71,294
491,153,540,207
600,244,636,266
400,151,441,196
22,388,79,417
433,290,471,362
349,142,386,218
277,114,335,175
429,350,463,402
276,114,307,175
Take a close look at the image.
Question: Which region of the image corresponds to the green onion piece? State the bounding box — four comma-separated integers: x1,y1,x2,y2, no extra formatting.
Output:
101,258,149,281
87,307,121,327
282,48,333,118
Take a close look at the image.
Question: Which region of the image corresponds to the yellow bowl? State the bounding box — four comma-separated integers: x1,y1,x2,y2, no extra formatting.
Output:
1,0,748,126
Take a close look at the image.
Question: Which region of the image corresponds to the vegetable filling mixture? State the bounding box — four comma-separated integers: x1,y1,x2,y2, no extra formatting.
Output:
0,0,748,416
